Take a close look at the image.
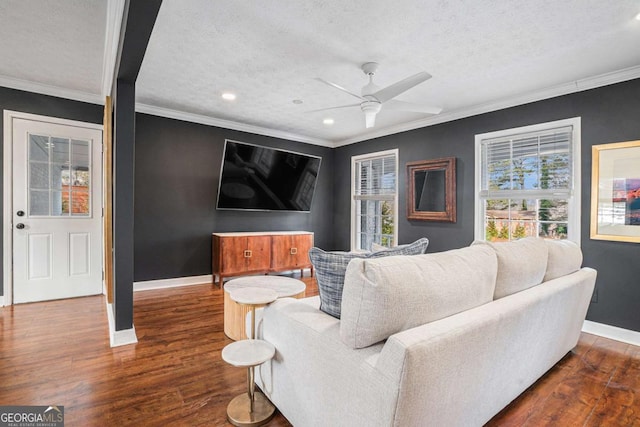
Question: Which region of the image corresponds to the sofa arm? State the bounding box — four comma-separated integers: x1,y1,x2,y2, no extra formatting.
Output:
376,267,596,427
256,296,400,427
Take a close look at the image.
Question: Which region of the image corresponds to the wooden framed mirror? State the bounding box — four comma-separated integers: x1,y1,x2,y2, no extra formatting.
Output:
407,157,456,222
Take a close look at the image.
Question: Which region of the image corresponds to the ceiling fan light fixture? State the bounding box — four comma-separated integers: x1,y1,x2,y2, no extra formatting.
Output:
361,100,381,128
365,111,376,128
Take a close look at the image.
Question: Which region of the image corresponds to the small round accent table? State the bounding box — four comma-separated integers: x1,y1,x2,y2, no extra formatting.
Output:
222,287,278,427
224,276,306,340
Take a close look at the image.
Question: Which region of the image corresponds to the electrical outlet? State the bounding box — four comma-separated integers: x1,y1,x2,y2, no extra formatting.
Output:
591,289,598,303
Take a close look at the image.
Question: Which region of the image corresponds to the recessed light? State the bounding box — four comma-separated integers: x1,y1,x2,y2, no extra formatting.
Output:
222,93,236,101
292,99,303,104
323,118,334,125
636,12,640,21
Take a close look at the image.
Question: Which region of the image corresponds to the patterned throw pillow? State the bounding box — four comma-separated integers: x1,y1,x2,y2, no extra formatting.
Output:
309,237,429,318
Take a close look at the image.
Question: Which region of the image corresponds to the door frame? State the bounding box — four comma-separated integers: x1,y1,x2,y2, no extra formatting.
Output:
2,110,104,306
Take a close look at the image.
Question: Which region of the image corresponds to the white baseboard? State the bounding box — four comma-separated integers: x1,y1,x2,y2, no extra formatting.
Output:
106,302,138,347
582,320,640,347
133,275,213,292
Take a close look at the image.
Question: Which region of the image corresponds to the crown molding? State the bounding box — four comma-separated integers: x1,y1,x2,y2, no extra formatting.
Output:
0,74,103,105
135,103,334,147
333,65,640,147
101,0,126,98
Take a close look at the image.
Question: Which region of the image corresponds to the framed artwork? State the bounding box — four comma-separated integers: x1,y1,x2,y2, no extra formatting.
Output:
591,140,640,243
406,157,456,222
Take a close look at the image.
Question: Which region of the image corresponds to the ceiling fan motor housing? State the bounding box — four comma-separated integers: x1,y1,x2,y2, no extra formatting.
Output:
360,100,381,114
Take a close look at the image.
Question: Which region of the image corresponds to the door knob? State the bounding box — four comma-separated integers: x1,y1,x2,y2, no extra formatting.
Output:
16,223,25,229
17,210,25,217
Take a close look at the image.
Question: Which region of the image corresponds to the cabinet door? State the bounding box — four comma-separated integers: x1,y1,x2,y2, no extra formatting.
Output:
219,237,249,274
271,234,313,269
220,236,271,274
292,234,313,267
245,236,271,271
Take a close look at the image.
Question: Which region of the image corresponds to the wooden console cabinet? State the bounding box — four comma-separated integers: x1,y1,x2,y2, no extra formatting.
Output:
212,231,314,287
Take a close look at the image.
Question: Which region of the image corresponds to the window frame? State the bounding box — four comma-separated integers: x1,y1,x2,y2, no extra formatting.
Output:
474,117,581,244
351,148,399,251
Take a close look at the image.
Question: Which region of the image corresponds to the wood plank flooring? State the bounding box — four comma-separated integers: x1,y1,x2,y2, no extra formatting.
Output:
1,276,639,426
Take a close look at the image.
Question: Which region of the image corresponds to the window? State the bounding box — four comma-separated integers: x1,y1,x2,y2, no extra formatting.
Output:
29,133,91,217
475,118,581,243
351,149,398,251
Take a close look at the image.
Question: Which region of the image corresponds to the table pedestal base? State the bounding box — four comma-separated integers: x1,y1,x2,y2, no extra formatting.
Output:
227,391,275,427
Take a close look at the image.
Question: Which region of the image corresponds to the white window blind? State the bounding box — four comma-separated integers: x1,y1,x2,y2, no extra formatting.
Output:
480,125,573,198
354,154,396,199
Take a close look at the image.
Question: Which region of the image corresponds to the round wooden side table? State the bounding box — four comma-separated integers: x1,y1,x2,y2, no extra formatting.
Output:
221,287,278,427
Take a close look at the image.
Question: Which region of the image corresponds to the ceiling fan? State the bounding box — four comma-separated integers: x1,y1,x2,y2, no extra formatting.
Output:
314,62,442,128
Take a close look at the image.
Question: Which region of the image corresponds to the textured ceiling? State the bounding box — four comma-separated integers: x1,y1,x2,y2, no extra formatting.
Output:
0,0,107,97
137,0,640,145
1,1,639,146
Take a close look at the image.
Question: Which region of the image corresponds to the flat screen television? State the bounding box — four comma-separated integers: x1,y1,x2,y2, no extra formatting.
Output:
216,140,322,212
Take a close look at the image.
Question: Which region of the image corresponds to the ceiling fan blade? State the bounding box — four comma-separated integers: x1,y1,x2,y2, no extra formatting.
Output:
373,72,432,103
385,99,442,115
365,111,376,128
315,78,366,101
307,103,360,113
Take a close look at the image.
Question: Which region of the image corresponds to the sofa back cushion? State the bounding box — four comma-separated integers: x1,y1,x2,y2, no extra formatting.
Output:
340,244,497,349
544,239,583,281
472,237,548,299
309,238,429,318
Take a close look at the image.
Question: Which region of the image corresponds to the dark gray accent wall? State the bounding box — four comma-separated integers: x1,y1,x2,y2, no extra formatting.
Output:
333,78,640,332
133,113,334,282
0,87,103,297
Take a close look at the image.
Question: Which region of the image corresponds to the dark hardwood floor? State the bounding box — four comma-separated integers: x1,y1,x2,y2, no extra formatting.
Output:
1,276,639,426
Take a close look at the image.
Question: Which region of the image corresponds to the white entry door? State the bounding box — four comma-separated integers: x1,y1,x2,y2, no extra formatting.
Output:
12,117,103,303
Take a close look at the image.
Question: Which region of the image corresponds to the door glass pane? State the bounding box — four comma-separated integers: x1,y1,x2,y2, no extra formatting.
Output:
71,140,90,216
71,140,89,168
30,190,49,216
71,190,90,215
51,138,70,164
72,169,90,189
29,135,49,162
51,190,66,216
29,162,49,189
50,165,68,189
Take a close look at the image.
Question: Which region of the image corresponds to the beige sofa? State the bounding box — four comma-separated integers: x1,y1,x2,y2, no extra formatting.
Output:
255,238,596,427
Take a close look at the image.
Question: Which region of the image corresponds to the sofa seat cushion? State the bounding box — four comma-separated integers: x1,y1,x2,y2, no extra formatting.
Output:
544,239,583,281
473,237,548,299
309,238,429,318
340,244,497,349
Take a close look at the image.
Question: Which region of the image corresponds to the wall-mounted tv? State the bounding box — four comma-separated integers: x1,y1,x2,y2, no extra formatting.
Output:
216,140,322,212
